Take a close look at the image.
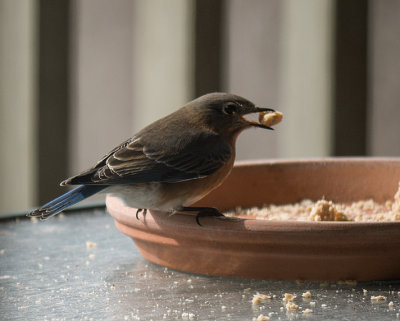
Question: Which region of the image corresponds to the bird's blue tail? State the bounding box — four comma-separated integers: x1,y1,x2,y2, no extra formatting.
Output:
27,185,107,220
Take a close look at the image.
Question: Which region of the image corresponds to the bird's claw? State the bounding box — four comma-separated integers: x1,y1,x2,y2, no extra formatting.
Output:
135,208,147,220
195,209,225,226
178,206,225,226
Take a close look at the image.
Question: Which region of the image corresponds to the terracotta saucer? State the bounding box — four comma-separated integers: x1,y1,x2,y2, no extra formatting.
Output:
106,158,400,281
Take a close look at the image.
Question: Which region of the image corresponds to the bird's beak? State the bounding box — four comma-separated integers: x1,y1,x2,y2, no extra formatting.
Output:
241,107,276,130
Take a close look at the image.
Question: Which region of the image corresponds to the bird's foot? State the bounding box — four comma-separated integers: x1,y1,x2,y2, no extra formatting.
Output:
135,208,147,220
27,208,51,220
179,206,225,226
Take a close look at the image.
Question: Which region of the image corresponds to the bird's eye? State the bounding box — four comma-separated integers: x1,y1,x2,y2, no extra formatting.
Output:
223,102,238,115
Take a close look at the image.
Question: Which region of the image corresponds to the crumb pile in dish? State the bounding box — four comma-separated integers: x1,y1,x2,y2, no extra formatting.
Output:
226,182,400,222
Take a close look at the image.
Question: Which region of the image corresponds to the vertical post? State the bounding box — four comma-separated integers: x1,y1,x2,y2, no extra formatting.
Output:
368,0,400,156
194,0,223,96
69,0,134,175
132,0,195,130
279,0,334,157
37,0,71,203
0,0,37,213
333,0,368,156
222,0,281,160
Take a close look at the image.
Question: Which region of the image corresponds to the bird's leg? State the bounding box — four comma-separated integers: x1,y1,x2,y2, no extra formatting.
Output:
135,208,147,220
179,206,225,226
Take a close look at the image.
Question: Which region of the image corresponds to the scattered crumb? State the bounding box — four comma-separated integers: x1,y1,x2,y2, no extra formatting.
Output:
302,291,312,298
321,304,327,308
371,295,387,302
283,293,297,302
86,241,97,249
363,289,368,295
221,306,227,311
252,293,272,304
285,302,299,311
17,306,29,310
309,301,316,307
303,309,313,314
389,301,394,308
253,314,270,321
252,296,261,305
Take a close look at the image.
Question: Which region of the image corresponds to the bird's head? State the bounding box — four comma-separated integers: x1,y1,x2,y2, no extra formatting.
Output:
189,93,276,137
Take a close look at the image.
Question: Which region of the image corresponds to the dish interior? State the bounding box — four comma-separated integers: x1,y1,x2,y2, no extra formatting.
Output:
195,159,400,215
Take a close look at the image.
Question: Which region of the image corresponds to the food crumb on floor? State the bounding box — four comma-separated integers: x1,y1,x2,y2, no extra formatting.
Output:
371,295,387,302
285,301,299,311
252,293,272,305
282,293,296,302
86,241,97,249
252,314,270,321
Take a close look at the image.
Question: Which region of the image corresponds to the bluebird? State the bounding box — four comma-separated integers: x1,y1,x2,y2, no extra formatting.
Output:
28,93,276,224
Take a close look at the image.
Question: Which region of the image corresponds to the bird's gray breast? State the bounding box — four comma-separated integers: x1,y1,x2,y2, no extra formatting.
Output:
104,183,166,210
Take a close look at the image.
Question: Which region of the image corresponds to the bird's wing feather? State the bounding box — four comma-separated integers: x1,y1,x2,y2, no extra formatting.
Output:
62,131,231,185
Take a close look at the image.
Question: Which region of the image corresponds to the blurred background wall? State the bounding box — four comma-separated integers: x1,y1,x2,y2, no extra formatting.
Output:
0,0,399,214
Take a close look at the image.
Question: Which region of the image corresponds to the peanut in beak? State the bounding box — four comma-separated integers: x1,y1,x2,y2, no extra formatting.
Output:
258,111,283,127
